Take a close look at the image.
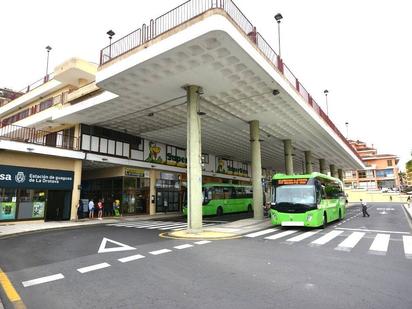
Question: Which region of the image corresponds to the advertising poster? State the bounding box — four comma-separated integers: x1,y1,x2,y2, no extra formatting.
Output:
0,202,17,220
32,202,45,218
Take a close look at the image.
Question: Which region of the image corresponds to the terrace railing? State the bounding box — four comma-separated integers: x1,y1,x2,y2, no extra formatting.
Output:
0,124,79,151
99,0,361,161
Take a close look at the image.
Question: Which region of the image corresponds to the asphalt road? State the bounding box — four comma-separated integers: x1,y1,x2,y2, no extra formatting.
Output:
0,203,411,309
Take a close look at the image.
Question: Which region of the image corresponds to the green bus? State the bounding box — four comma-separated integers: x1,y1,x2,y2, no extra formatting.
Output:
183,183,253,216
270,173,347,228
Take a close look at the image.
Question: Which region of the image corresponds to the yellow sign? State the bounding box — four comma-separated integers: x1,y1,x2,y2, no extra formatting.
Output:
125,168,145,177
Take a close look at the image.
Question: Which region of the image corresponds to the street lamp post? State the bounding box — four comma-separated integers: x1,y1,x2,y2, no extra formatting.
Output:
274,13,283,58
345,122,349,139
323,89,329,116
45,46,52,82
107,30,115,58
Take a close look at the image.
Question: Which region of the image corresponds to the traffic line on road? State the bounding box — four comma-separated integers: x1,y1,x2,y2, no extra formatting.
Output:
22,273,65,287
149,249,172,255
118,254,146,263
195,240,212,245
174,244,194,249
369,234,390,255
286,230,321,242
403,236,412,259
335,227,410,234
264,230,297,240
0,267,25,308
77,262,111,274
245,228,278,238
310,230,344,246
335,232,365,251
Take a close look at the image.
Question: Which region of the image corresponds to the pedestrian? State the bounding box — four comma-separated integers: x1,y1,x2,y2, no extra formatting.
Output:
389,195,392,202
97,199,104,220
407,196,411,208
76,200,83,221
88,199,95,219
360,199,369,217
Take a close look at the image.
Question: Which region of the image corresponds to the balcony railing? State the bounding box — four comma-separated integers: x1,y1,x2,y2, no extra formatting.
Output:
99,0,362,162
0,124,79,151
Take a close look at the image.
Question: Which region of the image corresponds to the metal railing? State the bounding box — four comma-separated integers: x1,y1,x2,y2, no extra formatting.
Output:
0,124,79,151
99,0,361,162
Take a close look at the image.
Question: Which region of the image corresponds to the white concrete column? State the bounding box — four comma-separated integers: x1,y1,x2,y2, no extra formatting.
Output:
250,120,263,220
304,151,313,174
186,85,203,233
338,169,344,181
149,169,157,215
330,164,337,178
319,159,327,174
283,139,294,175
70,159,82,220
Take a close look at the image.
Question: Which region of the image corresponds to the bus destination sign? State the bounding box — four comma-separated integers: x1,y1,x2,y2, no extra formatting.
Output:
278,178,308,185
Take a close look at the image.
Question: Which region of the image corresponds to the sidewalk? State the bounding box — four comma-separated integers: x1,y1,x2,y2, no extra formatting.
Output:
0,213,181,238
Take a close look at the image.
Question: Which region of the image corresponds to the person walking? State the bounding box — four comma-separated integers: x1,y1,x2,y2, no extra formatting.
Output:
88,199,95,219
360,199,370,217
97,199,104,220
76,200,83,221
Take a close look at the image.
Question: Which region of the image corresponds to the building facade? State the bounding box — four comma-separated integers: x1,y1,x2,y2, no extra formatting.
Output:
0,0,363,224
343,140,400,190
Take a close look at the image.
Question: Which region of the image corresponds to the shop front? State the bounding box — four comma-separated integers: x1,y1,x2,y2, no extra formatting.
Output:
81,167,150,215
0,165,74,222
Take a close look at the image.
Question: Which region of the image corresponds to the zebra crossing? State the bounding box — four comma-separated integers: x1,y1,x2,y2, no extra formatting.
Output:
107,220,218,231
244,227,412,259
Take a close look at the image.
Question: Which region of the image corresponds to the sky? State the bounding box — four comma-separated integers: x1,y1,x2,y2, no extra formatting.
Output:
1,0,411,170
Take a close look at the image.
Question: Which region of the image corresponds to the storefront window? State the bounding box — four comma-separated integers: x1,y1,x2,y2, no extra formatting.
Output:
0,188,17,220
17,190,47,219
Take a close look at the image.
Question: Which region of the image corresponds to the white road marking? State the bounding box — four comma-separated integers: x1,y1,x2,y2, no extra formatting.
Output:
98,237,136,253
195,240,211,245
403,236,412,259
158,224,189,230
174,244,194,250
149,249,172,255
369,234,390,255
336,227,410,234
22,273,64,287
77,263,111,274
286,230,321,242
118,254,146,263
264,230,298,240
244,228,278,238
146,223,187,229
335,232,365,251
310,230,344,246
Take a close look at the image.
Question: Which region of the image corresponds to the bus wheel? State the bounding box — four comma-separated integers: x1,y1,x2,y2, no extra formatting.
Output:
217,206,223,217
322,213,327,229
247,204,253,213
338,209,342,221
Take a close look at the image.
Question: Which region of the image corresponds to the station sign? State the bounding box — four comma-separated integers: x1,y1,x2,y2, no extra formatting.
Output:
0,165,74,190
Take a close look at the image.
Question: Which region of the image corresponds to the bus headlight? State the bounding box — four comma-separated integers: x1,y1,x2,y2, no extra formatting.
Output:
307,214,313,222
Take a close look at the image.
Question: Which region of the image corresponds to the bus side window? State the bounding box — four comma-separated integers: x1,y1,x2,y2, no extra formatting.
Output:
236,187,245,198
315,183,322,204
223,188,232,199
213,187,224,200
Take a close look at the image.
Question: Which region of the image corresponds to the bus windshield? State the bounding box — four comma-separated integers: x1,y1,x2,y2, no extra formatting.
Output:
274,185,315,204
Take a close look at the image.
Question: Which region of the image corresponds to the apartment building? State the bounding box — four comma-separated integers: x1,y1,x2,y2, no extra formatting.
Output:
344,140,400,190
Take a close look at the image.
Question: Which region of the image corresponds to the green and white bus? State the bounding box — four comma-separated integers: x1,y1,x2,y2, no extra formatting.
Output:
183,183,253,216
270,173,347,228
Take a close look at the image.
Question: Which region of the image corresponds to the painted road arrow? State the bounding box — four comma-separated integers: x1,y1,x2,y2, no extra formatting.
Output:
98,237,136,253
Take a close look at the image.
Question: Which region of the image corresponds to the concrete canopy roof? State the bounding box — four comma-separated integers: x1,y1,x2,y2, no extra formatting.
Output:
55,7,364,172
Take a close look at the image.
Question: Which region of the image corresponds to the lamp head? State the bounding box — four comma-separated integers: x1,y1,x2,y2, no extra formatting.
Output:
275,13,283,22
107,30,115,38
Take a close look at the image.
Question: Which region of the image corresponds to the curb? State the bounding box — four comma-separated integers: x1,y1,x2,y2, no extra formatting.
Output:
403,204,412,220
0,213,183,239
